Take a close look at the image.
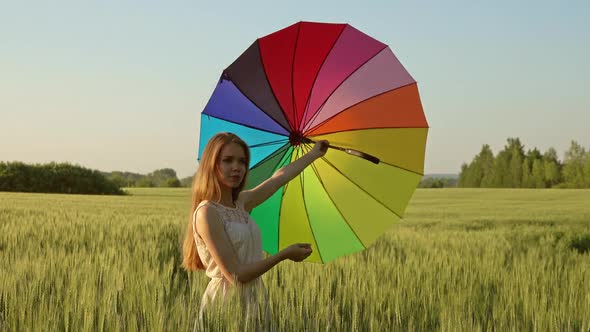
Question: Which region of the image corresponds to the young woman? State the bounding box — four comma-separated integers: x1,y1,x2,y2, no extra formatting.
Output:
182,132,328,326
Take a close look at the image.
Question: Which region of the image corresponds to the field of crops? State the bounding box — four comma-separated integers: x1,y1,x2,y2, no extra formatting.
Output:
1,188,589,331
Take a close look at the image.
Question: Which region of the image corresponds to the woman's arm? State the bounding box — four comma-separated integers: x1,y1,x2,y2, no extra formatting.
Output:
195,205,311,284
240,140,328,212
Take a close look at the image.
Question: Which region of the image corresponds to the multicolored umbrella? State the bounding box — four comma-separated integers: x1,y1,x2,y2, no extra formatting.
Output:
198,21,428,263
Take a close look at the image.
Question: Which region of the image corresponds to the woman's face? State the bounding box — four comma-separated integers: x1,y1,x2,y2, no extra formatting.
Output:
216,142,247,189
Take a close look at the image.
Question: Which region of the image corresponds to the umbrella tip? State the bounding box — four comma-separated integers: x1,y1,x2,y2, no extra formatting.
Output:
219,70,230,84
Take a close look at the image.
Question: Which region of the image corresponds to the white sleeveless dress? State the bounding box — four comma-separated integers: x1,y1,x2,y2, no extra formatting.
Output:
192,199,270,326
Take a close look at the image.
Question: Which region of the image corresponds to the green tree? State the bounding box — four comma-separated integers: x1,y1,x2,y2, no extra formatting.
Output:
543,147,561,187
466,162,483,187
492,150,510,187
562,141,586,188
180,175,194,187
478,145,495,187
165,178,181,188
522,158,533,188
109,173,128,188
531,159,546,188
523,148,544,188
507,138,525,188
136,178,155,187
458,163,470,187
459,145,498,188
487,138,525,188
148,168,180,187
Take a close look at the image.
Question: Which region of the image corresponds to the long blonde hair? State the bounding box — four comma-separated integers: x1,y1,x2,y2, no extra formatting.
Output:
182,132,250,271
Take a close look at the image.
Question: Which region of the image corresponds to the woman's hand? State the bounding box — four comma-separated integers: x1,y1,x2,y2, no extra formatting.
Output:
309,140,329,160
281,243,313,262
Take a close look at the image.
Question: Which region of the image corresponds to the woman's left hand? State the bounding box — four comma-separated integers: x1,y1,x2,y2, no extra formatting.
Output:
310,140,329,159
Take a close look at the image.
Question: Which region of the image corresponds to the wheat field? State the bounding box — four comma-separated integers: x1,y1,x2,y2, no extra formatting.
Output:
1,188,589,331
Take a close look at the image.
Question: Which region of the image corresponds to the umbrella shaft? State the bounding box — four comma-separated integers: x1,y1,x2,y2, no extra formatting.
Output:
304,139,380,164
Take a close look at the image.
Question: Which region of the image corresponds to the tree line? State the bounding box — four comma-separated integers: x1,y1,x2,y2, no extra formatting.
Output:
103,168,187,188
0,162,124,195
459,138,590,188
0,162,190,195
418,175,458,188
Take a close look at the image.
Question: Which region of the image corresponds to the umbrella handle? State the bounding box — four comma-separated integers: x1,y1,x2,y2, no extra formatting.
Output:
303,138,380,164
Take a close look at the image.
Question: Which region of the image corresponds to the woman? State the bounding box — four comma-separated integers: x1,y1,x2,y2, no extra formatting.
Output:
182,132,328,327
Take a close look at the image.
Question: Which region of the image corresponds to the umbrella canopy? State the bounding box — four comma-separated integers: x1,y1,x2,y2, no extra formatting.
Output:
198,21,428,263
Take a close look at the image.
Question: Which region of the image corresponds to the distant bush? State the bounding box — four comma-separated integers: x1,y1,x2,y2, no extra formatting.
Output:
418,177,458,188
0,162,124,195
180,175,193,187
569,234,590,254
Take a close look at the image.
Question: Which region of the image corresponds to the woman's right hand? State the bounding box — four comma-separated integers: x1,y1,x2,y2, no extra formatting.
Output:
281,243,312,262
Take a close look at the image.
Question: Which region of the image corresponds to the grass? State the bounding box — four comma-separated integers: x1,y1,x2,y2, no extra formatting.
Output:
1,188,589,331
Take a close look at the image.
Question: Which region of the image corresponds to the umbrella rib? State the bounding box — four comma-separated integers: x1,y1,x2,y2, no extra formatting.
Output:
303,81,419,134
380,160,424,177
202,114,289,137
249,143,290,170
311,147,404,220
299,150,325,263
308,125,429,137
303,143,367,250
276,146,295,172
298,25,347,132
249,139,290,149
301,45,389,133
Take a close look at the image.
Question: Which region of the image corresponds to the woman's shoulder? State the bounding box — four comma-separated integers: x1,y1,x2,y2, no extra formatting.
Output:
198,199,213,207
194,200,221,219
193,202,226,238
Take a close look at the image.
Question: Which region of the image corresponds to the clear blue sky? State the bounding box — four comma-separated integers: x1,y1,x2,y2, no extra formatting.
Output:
1,1,588,178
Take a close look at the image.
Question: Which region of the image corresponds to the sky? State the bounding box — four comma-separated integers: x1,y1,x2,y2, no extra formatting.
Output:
1,1,589,178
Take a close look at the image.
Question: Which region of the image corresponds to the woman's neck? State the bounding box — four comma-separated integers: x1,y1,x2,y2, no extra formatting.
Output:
218,187,235,208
